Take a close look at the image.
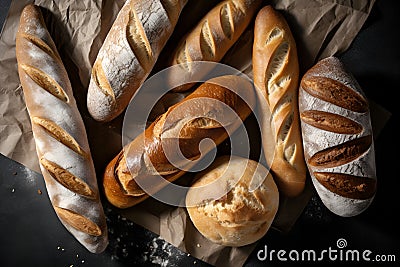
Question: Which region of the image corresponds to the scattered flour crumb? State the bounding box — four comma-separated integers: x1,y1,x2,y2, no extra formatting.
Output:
144,236,187,267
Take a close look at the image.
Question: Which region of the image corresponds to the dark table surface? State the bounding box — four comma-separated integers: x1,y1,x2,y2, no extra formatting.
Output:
1,0,399,266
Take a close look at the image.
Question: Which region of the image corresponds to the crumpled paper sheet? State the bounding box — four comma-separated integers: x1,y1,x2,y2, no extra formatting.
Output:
274,0,377,72
0,0,380,266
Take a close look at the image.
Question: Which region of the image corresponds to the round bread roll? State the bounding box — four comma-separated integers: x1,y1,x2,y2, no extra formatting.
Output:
186,156,279,247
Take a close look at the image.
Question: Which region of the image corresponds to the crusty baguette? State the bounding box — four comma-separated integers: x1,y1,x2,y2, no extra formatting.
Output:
169,0,262,92
87,0,188,122
16,4,108,253
103,75,256,208
252,5,307,197
299,56,377,217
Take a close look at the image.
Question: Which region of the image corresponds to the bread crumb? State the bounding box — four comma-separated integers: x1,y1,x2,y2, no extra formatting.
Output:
37,189,42,195
11,188,15,193
196,244,201,248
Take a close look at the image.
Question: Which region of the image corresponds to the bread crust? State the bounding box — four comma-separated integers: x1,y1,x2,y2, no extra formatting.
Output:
169,0,262,92
87,0,188,122
103,75,256,208
16,4,108,253
186,156,279,247
252,5,307,197
299,56,377,217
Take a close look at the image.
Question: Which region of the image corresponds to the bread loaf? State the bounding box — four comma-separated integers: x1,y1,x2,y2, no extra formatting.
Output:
299,56,377,217
16,4,108,253
87,0,188,122
252,5,307,197
168,0,262,92
103,75,255,208
186,155,279,247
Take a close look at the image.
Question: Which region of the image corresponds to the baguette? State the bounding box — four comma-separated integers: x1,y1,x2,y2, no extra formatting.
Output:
103,75,255,208
168,0,262,92
299,56,377,217
16,4,108,253
252,6,307,197
87,0,188,122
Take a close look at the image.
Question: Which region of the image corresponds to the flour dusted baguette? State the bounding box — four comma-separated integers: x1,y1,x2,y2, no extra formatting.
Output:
169,0,262,92
103,75,255,208
252,6,307,197
16,4,108,253
299,56,377,217
87,0,188,122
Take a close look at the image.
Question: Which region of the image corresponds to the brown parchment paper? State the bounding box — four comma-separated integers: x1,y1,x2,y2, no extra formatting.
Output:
0,0,383,266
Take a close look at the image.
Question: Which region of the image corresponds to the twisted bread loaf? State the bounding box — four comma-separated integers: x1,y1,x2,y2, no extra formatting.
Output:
103,75,255,208
169,0,262,92
252,6,307,197
16,4,108,253
299,56,377,217
87,0,188,122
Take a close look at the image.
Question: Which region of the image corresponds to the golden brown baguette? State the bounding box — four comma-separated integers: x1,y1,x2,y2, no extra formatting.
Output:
16,4,108,253
168,0,262,92
87,0,188,122
252,5,307,197
299,56,377,217
103,75,256,208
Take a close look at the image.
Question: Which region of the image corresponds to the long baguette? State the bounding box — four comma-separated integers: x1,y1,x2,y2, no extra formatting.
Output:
168,0,262,92
87,0,188,122
16,4,108,253
103,75,255,208
299,56,377,217
252,6,307,197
